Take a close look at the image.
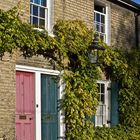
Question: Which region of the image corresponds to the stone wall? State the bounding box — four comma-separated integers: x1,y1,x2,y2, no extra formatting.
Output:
0,53,16,140
54,0,94,28
16,55,54,70
110,3,136,49
0,0,29,23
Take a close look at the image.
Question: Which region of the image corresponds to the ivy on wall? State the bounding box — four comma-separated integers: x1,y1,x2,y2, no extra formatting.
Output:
0,7,140,139
100,46,140,127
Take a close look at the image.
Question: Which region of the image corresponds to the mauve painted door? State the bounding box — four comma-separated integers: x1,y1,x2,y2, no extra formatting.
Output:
16,71,35,140
41,74,58,140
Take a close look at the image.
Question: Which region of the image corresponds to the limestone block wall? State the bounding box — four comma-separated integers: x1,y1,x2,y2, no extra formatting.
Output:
0,0,30,23
110,3,136,49
54,0,94,28
0,53,16,140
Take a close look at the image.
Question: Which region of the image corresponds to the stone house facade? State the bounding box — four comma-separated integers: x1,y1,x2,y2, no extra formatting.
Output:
0,0,140,140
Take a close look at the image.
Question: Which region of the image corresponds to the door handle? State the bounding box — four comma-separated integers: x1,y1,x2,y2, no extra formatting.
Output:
29,117,32,120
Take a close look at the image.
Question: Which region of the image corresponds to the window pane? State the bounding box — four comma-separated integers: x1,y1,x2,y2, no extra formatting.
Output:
95,24,100,32
101,84,104,93
40,7,45,18
97,94,100,102
30,0,33,2
33,17,38,27
34,0,40,4
33,5,39,16
97,116,103,126
41,0,46,6
39,19,45,28
99,105,103,115
96,13,100,22
95,5,105,13
100,34,105,41
101,94,105,104
101,25,105,33
101,15,105,23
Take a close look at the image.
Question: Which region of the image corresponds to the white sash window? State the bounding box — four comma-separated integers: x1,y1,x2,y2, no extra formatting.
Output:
94,3,110,45
95,81,111,127
30,0,48,29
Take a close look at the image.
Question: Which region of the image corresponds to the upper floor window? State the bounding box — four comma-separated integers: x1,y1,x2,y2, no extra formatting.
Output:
30,0,48,29
94,5,106,42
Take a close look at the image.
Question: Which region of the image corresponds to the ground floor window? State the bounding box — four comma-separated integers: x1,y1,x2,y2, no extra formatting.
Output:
95,81,111,127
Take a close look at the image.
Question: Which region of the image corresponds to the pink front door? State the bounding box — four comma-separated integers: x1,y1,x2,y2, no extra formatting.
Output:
16,71,35,140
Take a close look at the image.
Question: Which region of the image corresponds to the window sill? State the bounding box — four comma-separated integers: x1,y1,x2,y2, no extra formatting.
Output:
33,27,55,37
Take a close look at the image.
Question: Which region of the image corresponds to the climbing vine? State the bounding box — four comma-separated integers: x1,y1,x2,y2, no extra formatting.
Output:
0,7,140,139
100,45,140,127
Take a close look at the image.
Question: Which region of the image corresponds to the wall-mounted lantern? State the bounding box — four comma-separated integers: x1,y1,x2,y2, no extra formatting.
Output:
88,33,105,64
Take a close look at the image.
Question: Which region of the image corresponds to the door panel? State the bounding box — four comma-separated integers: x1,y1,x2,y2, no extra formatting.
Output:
111,81,119,126
16,71,35,140
41,74,58,140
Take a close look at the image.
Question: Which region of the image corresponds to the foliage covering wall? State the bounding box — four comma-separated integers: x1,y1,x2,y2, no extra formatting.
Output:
0,7,140,139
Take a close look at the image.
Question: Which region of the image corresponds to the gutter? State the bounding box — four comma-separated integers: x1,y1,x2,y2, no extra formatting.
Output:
119,0,140,10
108,0,140,48
108,0,140,12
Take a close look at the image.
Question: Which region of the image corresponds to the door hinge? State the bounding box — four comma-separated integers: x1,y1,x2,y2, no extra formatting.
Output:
107,120,111,124
107,87,111,90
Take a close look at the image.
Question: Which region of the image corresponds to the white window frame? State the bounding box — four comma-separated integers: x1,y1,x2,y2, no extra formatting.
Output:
16,65,64,140
94,2,110,45
30,0,52,32
95,80,111,127
94,10,106,41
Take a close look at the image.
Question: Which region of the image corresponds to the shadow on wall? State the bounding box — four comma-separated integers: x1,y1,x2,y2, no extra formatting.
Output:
111,8,136,50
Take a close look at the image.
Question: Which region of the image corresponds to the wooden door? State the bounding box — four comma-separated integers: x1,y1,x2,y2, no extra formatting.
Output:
41,74,58,140
16,71,35,140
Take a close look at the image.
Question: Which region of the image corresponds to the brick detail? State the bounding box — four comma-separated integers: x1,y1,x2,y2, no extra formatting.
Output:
16,55,55,70
0,53,16,140
111,3,136,49
54,0,94,28
0,0,30,23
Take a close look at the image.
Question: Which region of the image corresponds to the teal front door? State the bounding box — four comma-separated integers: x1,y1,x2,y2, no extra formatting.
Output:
41,74,58,140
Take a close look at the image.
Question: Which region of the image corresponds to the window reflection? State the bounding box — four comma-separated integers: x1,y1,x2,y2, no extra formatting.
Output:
30,0,47,29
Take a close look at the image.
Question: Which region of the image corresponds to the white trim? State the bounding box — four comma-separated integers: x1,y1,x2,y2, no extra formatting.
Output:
59,79,65,139
94,10,106,15
94,2,111,45
16,65,59,75
30,0,52,31
117,0,139,10
16,65,62,140
47,0,52,33
105,5,110,45
35,72,41,140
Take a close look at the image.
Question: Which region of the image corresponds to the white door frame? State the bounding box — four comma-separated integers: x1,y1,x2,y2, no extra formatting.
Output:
16,65,64,140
